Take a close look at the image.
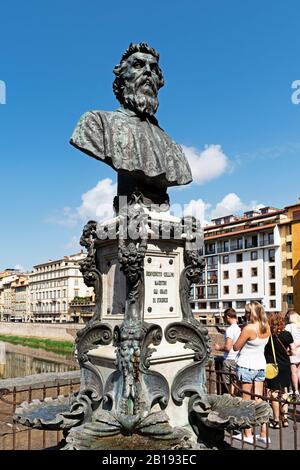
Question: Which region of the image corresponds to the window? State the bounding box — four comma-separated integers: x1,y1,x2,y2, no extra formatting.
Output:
236,269,243,278
269,283,276,296
207,286,218,299
199,302,207,310
74,278,79,286
245,235,258,249
190,302,195,309
237,285,243,294
260,232,274,246
236,301,246,309
231,238,243,251
223,285,229,295
207,256,218,269
269,249,275,262
269,266,275,279
207,271,218,284
217,240,229,252
251,251,258,261
236,253,243,263
74,289,79,297
251,283,258,293
270,300,276,309
223,271,229,280
205,243,216,255
251,267,258,277
223,301,232,309
210,302,219,309
195,286,205,299
223,255,229,264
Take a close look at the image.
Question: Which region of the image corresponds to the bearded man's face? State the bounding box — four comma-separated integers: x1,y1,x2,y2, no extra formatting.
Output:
121,52,162,116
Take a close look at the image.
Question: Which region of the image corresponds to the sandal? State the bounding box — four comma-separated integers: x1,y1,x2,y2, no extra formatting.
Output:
282,416,289,428
269,419,280,429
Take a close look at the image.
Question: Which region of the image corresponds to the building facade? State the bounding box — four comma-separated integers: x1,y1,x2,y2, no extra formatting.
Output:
191,207,287,321
0,272,30,322
29,252,93,322
11,276,31,322
282,198,300,312
68,296,96,323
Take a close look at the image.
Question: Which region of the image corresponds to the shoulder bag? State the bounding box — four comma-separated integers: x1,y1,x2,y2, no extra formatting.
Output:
265,335,279,379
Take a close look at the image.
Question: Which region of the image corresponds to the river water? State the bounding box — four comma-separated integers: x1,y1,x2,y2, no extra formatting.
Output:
0,341,79,379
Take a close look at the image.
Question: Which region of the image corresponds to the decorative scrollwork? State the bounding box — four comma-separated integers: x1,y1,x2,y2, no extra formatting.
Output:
79,220,102,321
188,393,272,449
180,216,206,323
165,321,210,405
140,322,163,369
62,409,190,449
72,321,113,421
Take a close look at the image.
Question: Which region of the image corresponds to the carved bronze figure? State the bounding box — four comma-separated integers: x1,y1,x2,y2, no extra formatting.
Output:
70,43,192,208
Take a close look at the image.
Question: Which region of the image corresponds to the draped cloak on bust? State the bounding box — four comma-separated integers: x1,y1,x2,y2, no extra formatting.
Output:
70,107,192,189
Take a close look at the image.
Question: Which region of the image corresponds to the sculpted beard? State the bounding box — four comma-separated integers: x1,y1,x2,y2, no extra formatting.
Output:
123,75,159,116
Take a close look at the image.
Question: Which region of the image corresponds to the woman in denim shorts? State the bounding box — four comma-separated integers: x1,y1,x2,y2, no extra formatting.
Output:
233,301,270,444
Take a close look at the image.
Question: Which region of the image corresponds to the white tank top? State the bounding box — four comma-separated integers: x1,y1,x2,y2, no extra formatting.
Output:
285,323,300,363
236,325,269,370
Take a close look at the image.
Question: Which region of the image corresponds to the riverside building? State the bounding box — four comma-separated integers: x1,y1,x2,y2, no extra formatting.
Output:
281,198,300,313
191,202,300,323
0,271,30,322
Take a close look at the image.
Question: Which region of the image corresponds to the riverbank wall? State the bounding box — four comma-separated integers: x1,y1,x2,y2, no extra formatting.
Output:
0,322,82,341
0,370,81,392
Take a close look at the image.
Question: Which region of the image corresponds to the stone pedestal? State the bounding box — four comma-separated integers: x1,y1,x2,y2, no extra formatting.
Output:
88,213,196,427
89,342,195,428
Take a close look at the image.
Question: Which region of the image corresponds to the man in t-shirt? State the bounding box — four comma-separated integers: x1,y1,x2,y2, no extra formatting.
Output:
214,308,241,393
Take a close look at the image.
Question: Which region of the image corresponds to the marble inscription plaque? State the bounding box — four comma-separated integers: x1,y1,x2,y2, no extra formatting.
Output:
144,254,176,316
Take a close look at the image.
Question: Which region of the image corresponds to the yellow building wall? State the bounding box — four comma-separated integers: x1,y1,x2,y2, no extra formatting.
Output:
292,219,300,312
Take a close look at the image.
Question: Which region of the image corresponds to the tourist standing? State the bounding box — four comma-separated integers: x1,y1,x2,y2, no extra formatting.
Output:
214,308,241,393
285,310,300,397
233,301,271,444
265,312,296,428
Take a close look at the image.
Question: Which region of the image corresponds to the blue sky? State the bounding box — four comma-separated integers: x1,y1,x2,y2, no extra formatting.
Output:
0,0,299,271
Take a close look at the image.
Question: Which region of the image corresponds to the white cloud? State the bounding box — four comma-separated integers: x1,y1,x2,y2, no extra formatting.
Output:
182,199,211,225
65,235,81,251
14,264,26,272
182,144,230,185
170,193,265,228
210,193,264,220
45,206,79,228
77,178,116,221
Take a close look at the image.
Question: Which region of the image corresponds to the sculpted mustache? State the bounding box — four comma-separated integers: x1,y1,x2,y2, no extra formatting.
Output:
135,75,157,92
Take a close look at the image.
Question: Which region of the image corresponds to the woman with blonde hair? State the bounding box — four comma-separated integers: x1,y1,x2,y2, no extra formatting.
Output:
285,310,300,396
233,301,271,444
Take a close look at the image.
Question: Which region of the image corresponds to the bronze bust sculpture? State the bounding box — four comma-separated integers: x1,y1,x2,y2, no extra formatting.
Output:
70,43,192,209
